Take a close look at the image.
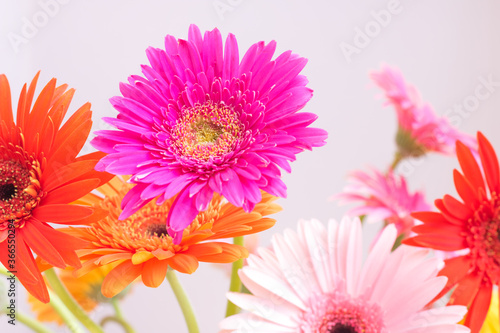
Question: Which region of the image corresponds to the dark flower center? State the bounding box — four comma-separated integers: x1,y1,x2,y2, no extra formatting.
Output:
146,223,169,237
0,159,42,227
329,324,357,333
0,183,16,201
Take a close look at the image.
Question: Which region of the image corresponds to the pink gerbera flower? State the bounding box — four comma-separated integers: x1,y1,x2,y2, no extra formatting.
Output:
92,25,327,243
220,218,470,332
332,168,430,235
371,66,476,159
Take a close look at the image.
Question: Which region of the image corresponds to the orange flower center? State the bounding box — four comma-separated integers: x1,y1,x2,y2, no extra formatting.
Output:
467,194,500,284
170,102,244,161
92,185,223,252
0,157,43,229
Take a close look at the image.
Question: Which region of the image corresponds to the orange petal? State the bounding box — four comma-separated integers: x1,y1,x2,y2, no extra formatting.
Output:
42,159,101,192
151,249,175,260
20,71,40,132
186,243,223,258
46,118,92,171
48,88,74,130
142,259,169,288
0,74,13,126
25,78,56,151
102,261,143,298
167,254,199,274
131,251,154,265
30,219,88,268
196,243,248,263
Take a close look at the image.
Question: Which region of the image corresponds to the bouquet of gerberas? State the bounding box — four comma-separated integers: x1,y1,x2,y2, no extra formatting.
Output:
0,25,498,333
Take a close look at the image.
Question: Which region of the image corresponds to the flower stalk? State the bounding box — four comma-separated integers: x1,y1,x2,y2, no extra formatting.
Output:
166,268,199,333
225,236,244,317
44,268,104,333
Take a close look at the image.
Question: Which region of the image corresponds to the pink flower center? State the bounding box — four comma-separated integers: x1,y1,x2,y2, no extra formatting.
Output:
466,193,500,284
171,102,243,161
300,292,385,333
0,159,42,228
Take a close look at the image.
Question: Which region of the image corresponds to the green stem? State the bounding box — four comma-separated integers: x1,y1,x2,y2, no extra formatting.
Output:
108,298,136,333
44,268,104,333
47,290,86,333
100,316,136,333
111,297,124,320
390,152,403,171
225,236,244,317
16,312,54,333
166,269,199,333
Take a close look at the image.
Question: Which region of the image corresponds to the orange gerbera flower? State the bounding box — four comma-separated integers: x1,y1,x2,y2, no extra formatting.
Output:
28,264,126,325
0,73,111,303
405,132,500,332
67,177,281,298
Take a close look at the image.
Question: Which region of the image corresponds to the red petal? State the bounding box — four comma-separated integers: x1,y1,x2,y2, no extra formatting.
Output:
450,271,483,307
42,179,101,205
33,204,93,224
406,234,466,251
435,199,467,226
478,132,500,194
22,222,65,268
454,169,480,209
456,140,486,191
442,195,473,221
432,256,472,302
30,219,87,268
464,283,492,332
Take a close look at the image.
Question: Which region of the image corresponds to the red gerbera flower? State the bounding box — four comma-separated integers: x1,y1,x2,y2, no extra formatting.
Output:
405,132,500,332
0,73,111,303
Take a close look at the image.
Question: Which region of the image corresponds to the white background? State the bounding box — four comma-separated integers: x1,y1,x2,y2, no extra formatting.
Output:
1,1,500,332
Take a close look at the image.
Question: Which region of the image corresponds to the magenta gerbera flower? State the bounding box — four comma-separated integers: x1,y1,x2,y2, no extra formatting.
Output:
371,66,476,159
92,25,327,243
332,168,430,236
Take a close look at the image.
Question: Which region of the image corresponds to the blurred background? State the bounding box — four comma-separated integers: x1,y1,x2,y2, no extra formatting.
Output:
1,0,499,331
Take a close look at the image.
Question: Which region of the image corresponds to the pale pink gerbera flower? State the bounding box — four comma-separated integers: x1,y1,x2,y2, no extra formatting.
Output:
220,217,469,332
332,168,430,235
371,66,476,160
92,25,327,243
